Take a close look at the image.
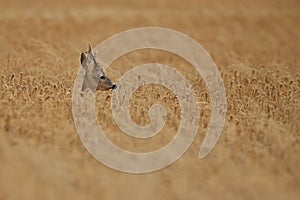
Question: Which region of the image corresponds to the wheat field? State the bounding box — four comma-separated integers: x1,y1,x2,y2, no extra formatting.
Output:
0,0,300,199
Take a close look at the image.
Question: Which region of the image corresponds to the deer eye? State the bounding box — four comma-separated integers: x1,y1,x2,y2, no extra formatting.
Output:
100,76,105,79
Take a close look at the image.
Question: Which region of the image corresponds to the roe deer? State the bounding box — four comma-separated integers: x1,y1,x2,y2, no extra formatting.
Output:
80,44,117,92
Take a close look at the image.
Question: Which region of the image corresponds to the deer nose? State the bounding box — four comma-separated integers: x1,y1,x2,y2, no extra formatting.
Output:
111,84,117,90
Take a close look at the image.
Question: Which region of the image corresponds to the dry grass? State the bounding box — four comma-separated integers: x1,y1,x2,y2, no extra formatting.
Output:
0,0,300,199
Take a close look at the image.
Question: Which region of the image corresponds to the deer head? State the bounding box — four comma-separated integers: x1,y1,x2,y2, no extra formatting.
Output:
80,44,117,92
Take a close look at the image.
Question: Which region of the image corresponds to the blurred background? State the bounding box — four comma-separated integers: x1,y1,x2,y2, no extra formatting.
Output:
0,0,299,199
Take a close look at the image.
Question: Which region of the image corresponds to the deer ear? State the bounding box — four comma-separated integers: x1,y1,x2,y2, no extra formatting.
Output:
80,53,86,64
88,44,92,52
